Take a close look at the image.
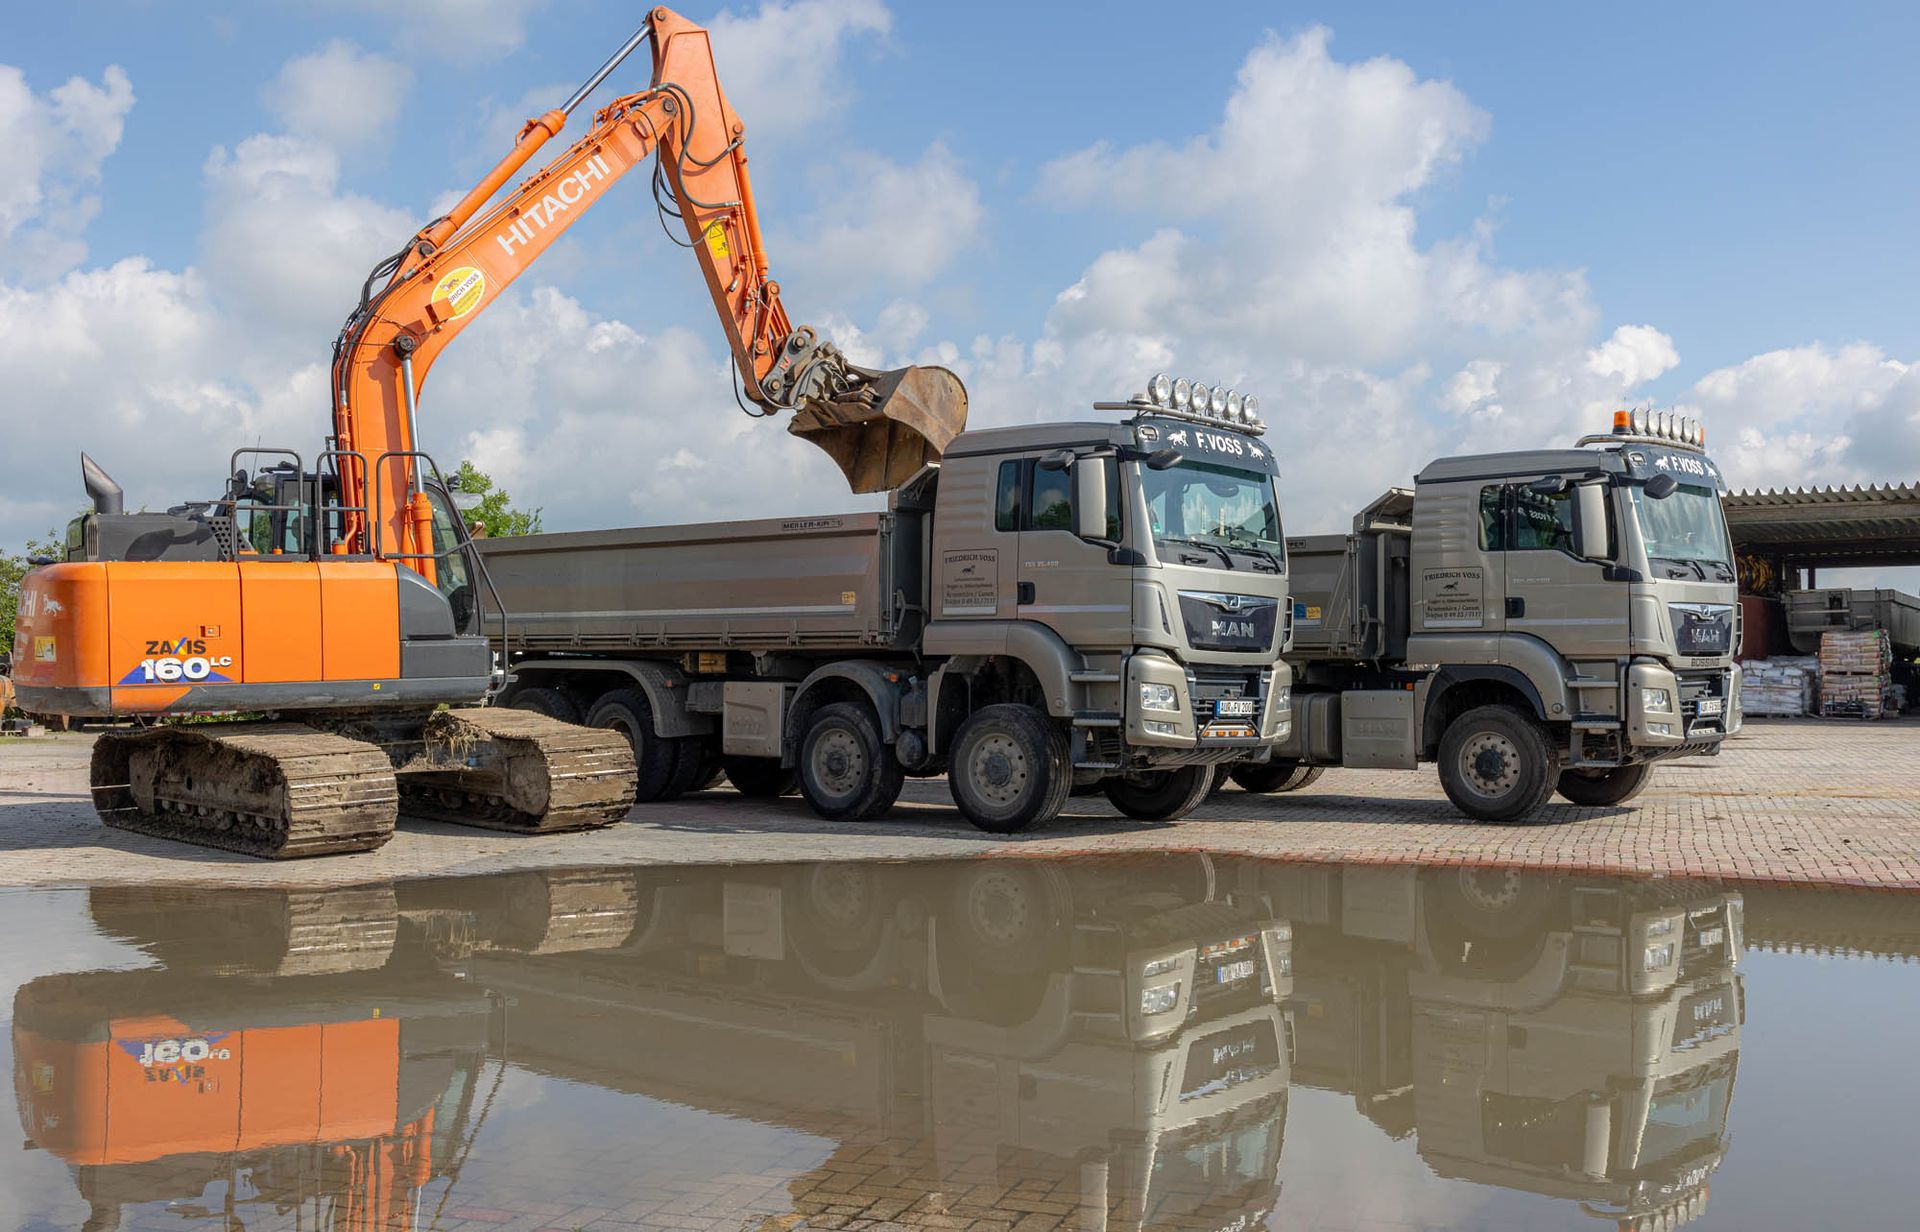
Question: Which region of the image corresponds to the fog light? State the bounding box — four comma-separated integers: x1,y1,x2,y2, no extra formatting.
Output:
1140,682,1180,713
1641,687,1673,714
1140,982,1181,1015
1643,942,1674,971
1144,719,1180,737
1142,954,1183,978
1648,722,1673,736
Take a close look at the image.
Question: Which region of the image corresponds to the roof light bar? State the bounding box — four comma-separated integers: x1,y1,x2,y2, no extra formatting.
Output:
1141,372,1266,434
1604,407,1709,451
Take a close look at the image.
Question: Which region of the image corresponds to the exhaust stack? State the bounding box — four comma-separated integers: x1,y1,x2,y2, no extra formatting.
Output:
81,453,123,516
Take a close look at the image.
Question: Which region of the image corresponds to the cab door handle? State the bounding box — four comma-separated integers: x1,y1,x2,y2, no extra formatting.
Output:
1506,598,1526,618
1017,582,1036,605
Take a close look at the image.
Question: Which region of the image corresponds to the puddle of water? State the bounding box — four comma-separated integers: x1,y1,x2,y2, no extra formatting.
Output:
2,857,1916,1232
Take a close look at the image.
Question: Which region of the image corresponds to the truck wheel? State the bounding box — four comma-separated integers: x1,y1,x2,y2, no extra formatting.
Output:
946,704,1072,833
586,688,680,802
1556,762,1654,807
1229,760,1326,794
798,702,904,821
724,757,798,798
1437,705,1559,823
506,685,581,725
1103,764,1213,821
659,738,708,800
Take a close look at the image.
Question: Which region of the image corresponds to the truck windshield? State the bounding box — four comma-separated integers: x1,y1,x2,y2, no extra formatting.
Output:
1627,482,1733,581
1143,461,1284,573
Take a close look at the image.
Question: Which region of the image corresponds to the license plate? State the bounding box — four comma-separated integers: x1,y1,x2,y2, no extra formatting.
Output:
1215,698,1255,718
1697,926,1724,947
1697,698,1724,716
1215,959,1256,984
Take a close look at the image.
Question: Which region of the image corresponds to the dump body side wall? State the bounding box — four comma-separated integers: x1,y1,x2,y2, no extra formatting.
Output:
475,511,923,654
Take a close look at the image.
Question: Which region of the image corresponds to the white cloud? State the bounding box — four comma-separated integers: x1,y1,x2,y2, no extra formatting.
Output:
1685,343,1920,490
0,63,134,279
199,134,418,347
778,143,982,298
262,40,411,153
709,0,891,141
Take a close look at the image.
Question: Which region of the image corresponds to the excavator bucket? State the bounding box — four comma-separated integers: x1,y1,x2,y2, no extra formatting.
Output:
787,364,968,493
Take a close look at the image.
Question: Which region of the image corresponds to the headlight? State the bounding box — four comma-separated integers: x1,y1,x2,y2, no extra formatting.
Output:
1641,687,1673,714
1643,942,1675,971
1140,982,1182,1015
1272,685,1291,712
1140,682,1180,712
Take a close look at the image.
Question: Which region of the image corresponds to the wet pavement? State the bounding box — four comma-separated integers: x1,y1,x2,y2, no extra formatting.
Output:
4,855,1918,1231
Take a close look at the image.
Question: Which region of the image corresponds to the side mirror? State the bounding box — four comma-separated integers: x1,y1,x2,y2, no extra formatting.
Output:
1146,447,1185,471
1643,473,1679,500
1074,460,1110,541
451,490,484,513
1573,481,1610,561
1037,448,1075,473
1528,475,1568,495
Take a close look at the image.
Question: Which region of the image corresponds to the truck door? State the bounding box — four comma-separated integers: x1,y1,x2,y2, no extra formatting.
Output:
1500,480,1626,659
1016,454,1131,650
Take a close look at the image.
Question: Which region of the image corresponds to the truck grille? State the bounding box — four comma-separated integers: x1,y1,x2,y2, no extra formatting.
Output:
1178,1016,1281,1101
1188,667,1266,721
1669,603,1734,655
1677,670,1729,734
1178,592,1279,653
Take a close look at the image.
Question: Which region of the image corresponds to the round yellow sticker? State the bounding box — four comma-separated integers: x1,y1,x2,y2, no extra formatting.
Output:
432,267,486,319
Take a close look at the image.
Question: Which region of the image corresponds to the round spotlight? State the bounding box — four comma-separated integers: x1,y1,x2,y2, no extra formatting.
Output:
1148,372,1173,407
1209,385,1228,415
1191,382,1213,415
1243,394,1260,421
1172,378,1192,409
1225,390,1245,420
1631,407,1649,434
1657,410,1673,438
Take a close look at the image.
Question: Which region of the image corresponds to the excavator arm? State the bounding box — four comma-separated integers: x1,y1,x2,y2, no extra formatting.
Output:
330,5,966,563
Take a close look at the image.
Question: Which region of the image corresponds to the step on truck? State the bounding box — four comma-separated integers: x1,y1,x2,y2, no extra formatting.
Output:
476,373,1295,832
1256,410,1741,821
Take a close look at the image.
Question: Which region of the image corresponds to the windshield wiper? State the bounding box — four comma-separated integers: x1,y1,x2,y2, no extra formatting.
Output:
1161,535,1235,569
1213,533,1283,573
1650,554,1708,580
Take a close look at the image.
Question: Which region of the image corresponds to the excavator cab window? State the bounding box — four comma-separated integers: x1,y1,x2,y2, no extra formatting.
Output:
425,484,478,633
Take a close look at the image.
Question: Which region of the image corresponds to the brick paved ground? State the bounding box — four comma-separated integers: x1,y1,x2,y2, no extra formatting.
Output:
1,716,1916,889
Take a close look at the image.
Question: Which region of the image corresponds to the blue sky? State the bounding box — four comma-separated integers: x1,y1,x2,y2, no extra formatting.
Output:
3,0,1918,546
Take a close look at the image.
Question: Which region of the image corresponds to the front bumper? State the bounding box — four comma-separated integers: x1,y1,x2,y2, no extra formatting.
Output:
1125,653,1292,752
1627,661,1736,749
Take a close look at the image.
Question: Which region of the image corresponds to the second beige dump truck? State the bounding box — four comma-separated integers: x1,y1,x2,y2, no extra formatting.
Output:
474,376,1296,832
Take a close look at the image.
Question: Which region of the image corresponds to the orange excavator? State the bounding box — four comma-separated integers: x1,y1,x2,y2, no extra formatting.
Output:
9,7,967,857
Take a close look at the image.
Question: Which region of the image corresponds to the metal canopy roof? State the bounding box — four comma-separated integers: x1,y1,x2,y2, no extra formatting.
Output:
1724,482,1920,568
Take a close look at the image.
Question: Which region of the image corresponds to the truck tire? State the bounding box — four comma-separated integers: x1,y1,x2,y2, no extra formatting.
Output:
724,757,798,798
660,737,708,800
586,688,680,803
1229,760,1326,794
798,701,904,821
1103,764,1213,821
1557,762,1654,807
506,685,582,725
1436,704,1559,823
947,704,1072,833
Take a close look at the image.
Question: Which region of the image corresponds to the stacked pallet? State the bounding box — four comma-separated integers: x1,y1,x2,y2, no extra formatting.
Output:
1819,629,1894,719
1740,656,1819,717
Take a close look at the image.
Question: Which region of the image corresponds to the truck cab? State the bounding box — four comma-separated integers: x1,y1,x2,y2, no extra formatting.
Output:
1280,411,1740,821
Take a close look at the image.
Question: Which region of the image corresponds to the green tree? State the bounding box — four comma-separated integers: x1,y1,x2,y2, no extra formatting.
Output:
2,532,64,659
450,460,543,538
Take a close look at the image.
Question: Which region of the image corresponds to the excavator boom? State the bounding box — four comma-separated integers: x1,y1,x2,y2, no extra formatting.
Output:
333,6,965,561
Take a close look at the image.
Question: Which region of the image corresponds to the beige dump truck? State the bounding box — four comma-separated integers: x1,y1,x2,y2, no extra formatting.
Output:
475,375,1294,831
1254,411,1741,821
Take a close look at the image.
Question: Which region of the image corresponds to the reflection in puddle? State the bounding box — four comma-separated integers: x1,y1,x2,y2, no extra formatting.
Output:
3,858,1912,1231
